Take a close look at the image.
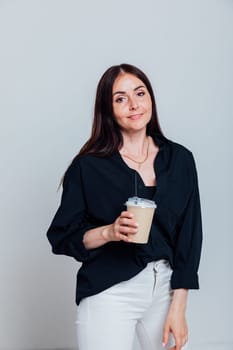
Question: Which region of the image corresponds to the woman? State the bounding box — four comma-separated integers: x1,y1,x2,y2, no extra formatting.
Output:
47,63,202,350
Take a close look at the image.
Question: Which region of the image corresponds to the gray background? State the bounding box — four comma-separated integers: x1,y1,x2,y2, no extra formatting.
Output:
0,1,232,349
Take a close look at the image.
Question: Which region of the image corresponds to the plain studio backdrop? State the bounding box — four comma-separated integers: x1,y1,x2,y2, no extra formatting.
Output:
0,1,232,350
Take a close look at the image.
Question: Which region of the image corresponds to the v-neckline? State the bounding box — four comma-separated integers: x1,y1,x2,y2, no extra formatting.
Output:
116,150,159,187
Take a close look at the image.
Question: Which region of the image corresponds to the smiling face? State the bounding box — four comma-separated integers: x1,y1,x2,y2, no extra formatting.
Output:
112,73,152,133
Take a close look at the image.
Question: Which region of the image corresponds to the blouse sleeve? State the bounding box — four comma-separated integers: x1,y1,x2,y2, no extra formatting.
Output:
46,159,101,262
170,152,203,289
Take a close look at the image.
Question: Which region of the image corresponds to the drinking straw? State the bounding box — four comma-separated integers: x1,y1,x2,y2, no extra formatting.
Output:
134,171,138,198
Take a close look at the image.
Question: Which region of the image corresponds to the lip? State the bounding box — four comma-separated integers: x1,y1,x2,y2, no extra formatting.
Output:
128,113,143,120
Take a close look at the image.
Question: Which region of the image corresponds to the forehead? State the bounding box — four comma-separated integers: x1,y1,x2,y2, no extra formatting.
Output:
112,73,145,93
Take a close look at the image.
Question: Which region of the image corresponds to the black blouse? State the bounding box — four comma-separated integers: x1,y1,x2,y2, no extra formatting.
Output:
47,134,203,305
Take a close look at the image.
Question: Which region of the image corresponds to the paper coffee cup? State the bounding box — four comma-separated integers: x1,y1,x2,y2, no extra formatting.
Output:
125,196,157,244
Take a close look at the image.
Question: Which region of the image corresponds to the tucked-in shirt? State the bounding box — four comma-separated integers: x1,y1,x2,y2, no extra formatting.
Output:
47,134,203,305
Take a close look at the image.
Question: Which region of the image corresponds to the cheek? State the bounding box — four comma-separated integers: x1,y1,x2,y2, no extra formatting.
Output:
145,97,152,109
113,105,125,120
144,99,152,116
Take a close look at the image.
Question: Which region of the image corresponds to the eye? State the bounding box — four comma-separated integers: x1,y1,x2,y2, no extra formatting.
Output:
115,96,126,103
137,90,145,97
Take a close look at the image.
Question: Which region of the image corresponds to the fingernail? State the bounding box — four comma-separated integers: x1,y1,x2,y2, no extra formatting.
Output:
162,342,166,347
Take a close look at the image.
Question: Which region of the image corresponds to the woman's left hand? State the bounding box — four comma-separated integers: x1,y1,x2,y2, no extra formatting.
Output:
162,289,188,350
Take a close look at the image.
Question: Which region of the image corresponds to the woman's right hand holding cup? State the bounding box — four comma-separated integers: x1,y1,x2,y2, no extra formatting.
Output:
102,211,138,243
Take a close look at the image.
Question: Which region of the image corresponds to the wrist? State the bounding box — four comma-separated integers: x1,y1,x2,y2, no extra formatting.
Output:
169,302,187,314
101,226,111,242
170,289,188,312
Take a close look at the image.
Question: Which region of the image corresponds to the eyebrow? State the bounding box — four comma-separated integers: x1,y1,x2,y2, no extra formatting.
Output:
112,85,146,96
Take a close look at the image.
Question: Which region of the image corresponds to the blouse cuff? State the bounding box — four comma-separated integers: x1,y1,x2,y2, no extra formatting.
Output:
70,224,103,262
171,269,199,289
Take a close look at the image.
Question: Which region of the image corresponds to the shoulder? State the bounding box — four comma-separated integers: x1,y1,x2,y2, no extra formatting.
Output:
166,138,192,155
166,138,196,164
64,154,92,176
164,139,198,182
62,155,91,187
64,153,113,179
153,133,193,158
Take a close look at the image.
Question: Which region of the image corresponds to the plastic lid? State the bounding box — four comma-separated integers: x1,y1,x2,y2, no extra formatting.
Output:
125,196,157,208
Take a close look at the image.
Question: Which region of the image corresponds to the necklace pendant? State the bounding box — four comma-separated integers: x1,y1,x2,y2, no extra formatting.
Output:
121,137,150,170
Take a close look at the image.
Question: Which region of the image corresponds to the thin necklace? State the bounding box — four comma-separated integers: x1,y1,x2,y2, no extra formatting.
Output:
121,137,150,170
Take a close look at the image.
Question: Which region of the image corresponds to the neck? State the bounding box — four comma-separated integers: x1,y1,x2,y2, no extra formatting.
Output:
120,130,149,157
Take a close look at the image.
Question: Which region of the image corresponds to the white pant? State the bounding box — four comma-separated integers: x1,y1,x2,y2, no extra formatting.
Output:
76,260,187,350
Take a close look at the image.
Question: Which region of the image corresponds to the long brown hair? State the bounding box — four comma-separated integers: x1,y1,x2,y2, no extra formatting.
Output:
58,64,165,189
77,63,164,158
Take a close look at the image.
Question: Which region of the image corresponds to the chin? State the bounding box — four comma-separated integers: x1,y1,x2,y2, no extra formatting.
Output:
129,120,149,130
124,125,148,133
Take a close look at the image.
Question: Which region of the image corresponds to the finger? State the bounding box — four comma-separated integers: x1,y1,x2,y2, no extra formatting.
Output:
120,211,133,218
122,235,133,242
173,337,183,350
182,336,188,347
119,217,138,228
119,225,138,235
169,332,188,349
162,325,170,347
113,226,133,241
179,331,188,348
117,232,133,242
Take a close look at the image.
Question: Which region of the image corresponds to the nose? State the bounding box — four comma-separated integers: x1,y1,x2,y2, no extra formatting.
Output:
129,96,139,110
